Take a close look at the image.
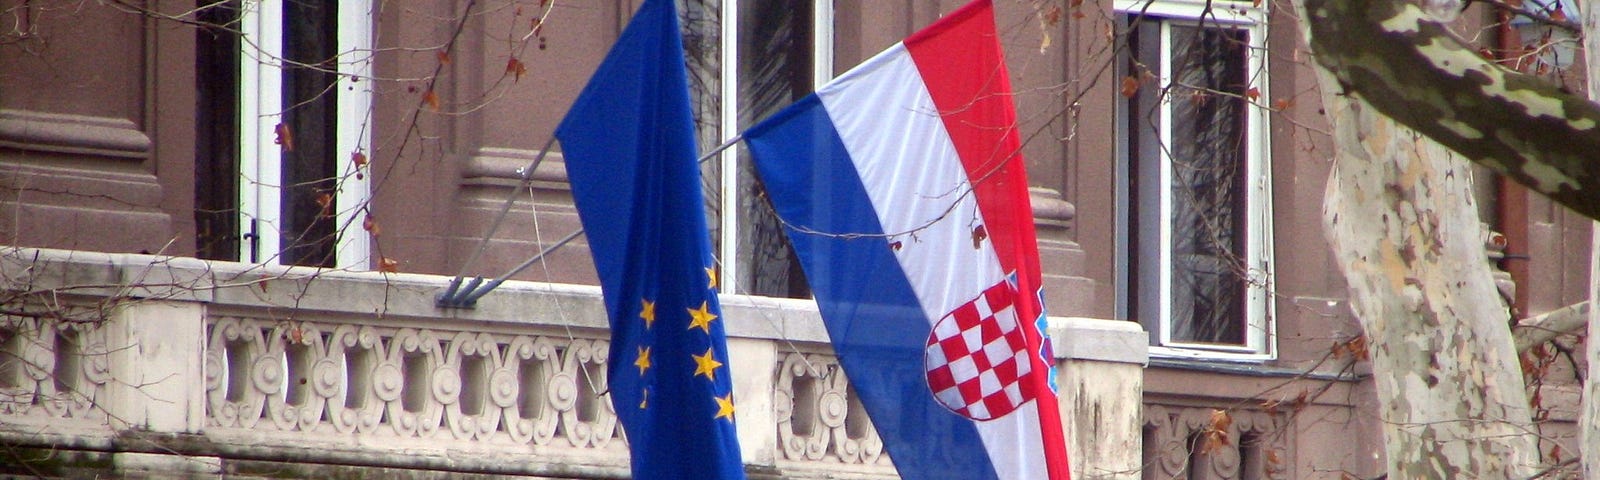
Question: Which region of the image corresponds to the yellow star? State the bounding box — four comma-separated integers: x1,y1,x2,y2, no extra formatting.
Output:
705,267,718,289
714,393,736,421
634,346,651,375
692,347,724,381
639,299,656,329
687,301,718,334
640,387,649,409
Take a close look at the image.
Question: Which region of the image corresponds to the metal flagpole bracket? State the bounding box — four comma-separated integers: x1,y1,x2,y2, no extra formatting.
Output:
434,135,741,309
435,229,586,308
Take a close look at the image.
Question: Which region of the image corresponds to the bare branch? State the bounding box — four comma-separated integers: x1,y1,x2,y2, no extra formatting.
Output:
1301,0,1600,222
1513,301,1589,353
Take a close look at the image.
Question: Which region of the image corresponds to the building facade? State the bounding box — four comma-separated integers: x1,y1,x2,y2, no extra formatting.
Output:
0,0,1588,478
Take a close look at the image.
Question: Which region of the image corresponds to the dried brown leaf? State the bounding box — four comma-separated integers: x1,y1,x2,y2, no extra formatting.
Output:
1119,76,1140,98
1042,5,1061,25
275,123,295,152
507,57,528,82
423,90,441,110
1348,335,1369,361
315,193,334,218
363,214,381,237
1261,398,1281,416
1209,409,1232,431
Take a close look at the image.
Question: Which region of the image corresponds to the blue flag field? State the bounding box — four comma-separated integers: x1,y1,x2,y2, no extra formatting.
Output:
554,0,746,478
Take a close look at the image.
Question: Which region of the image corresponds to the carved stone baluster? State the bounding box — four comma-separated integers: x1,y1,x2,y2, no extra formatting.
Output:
591,339,617,446
820,361,855,463
205,317,268,429
300,323,342,433
0,317,51,417
1142,405,1292,480
443,331,503,440
468,333,503,440
326,324,384,434
839,382,885,465
557,338,615,448
1205,416,1243,480
502,335,558,445
54,321,110,421
1143,405,1188,479
1233,411,1290,480
775,352,833,461
260,321,292,431
439,331,470,439
382,328,445,437
265,321,328,432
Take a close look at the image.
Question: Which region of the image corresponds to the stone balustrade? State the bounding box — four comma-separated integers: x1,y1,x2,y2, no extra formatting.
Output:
0,247,1144,479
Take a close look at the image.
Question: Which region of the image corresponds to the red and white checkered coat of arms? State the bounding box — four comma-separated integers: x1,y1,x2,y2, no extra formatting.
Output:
923,279,1036,420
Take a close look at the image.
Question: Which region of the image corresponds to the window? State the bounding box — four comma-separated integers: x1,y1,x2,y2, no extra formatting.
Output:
1114,1,1272,358
679,0,832,298
196,0,373,268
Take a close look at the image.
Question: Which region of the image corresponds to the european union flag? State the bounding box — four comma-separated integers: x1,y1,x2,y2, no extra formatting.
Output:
554,0,745,478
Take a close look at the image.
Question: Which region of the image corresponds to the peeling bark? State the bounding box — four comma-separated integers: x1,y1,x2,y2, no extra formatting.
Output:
1301,0,1600,221
1513,301,1589,353
1292,2,1539,477
1316,104,1536,479
1580,2,1600,476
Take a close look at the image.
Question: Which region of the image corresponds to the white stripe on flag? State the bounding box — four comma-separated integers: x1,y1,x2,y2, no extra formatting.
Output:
816,43,1050,480
815,44,1004,320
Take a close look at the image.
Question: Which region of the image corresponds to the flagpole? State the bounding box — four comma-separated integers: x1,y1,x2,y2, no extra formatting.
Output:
437,135,557,307
436,134,743,308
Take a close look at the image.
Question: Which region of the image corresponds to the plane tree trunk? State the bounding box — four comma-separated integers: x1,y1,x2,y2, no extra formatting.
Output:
1291,1,1541,477
1580,2,1600,477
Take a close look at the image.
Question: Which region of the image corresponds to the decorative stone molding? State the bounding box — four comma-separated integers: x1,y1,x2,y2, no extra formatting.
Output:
774,352,888,468
0,315,111,424
1143,404,1289,480
0,109,151,159
0,248,1148,478
205,315,617,449
1030,187,1076,229
461,147,569,187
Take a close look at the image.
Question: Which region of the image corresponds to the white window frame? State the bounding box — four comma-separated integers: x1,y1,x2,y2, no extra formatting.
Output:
715,0,833,296
239,0,374,269
1114,0,1275,360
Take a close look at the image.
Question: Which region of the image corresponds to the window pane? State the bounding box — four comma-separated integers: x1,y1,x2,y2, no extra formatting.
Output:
680,0,725,269
1167,24,1248,345
196,1,243,261
279,2,340,267
735,0,812,298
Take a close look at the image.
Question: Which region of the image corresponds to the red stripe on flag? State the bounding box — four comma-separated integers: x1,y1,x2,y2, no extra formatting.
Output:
904,2,1071,479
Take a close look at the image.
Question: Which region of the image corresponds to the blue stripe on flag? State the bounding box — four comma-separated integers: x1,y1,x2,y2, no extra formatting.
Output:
746,96,1000,480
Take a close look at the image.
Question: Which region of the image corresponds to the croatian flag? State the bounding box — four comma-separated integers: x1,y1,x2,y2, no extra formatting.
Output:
742,1,1070,479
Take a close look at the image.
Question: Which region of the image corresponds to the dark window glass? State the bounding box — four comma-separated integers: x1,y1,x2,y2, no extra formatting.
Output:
1124,17,1251,346
678,0,812,299
196,1,243,261
735,0,812,298
1166,24,1248,345
279,1,341,267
